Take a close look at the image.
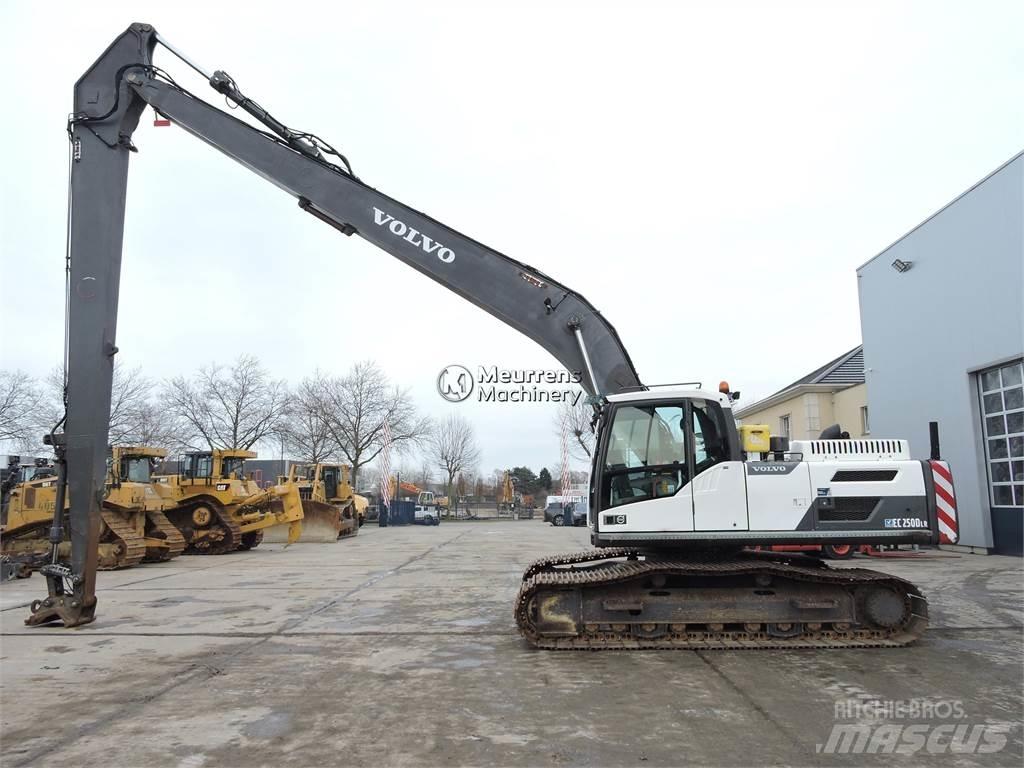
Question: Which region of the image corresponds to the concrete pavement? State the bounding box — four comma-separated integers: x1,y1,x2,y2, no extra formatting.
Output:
1,521,1021,767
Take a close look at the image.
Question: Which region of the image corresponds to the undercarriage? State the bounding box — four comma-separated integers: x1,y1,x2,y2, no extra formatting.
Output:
515,548,928,650
163,500,242,555
2,508,147,572
143,509,187,561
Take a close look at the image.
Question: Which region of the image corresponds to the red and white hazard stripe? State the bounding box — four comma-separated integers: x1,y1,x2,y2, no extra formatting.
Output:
379,419,393,510
560,415,572,494
929,460,958,544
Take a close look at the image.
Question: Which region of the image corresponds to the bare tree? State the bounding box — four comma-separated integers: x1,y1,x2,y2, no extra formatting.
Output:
415,456,434,489
132,400,191,451
318,361,430,488
0,370,44,451
44,363,174,447
429,413,481,512
282,373,339,462
555,398,595,460
359,465,380,493
163,355,290,451
392,459,416,488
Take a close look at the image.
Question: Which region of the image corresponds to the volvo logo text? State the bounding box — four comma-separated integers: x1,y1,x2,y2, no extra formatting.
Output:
746,463,797,475
373,208,455,263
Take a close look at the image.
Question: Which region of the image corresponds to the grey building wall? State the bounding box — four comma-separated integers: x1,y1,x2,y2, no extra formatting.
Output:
857,153,1023,550
242,459,291,487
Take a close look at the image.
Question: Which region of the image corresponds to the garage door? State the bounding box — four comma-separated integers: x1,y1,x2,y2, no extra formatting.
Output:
979,359,1024,555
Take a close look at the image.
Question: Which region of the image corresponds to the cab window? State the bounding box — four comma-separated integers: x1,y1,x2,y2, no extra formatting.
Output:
221,458,245,478
121,458,152,483
188,454,212,478
600,403,689,510
691,400,730,474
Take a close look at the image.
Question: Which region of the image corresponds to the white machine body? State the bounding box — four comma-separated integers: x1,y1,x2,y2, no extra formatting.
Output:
590,389,958,548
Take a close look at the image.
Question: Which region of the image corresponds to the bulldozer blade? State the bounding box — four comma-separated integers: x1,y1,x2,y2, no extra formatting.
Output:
262,500,340,543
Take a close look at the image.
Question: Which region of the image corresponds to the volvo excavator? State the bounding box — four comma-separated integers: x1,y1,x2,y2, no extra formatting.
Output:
27,24,960,650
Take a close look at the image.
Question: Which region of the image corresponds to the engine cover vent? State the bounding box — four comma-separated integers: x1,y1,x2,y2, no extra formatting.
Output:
831,469,899,482
819,497,880,521
791,439,910,462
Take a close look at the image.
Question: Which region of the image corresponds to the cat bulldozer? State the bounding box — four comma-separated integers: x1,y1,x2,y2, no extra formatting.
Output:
2,447,183,572
153,450,303,554
2,458,57,578
265,463,360,543
111,446,187,562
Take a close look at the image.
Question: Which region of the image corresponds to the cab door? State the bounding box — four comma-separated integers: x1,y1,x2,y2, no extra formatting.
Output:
323,467,338,500
690,399,749,531
597,401,694,533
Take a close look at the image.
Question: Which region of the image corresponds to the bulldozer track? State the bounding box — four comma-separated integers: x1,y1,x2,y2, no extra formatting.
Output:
98,509,147,569
167,500,242,555
143,509,187,561
197,503,242,555
515,550,928,650
0,519,55,568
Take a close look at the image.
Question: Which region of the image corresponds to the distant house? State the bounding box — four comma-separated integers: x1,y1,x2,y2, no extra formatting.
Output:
734,346,867,441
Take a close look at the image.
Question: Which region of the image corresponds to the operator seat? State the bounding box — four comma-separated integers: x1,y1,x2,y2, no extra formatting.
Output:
605,440,640,505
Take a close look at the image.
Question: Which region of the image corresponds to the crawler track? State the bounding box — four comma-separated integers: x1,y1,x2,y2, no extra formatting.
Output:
166,500,242,555
515,550,928,650
2,509,147,571
98,509,147,569
143,509,187,561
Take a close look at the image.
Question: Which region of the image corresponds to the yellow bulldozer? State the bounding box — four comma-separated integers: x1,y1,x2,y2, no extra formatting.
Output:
1,447,187,573
153,449,303,554
266,463,361,543
110,446,187,562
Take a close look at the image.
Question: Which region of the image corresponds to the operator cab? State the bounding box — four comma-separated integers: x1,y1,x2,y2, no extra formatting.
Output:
181,452,213,480
321,465,341,499
597,390,740,511
220,456,246,479
592,389,747,544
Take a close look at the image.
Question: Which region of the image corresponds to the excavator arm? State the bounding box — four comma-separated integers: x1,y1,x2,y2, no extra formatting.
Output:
28,23,641,626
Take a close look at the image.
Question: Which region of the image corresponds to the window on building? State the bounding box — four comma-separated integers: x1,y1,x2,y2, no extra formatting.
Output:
779,414,791,438
861,406,870,435
979,360,1024,508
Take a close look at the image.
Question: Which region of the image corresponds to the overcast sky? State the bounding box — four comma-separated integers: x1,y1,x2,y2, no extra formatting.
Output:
1,0,1022,477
